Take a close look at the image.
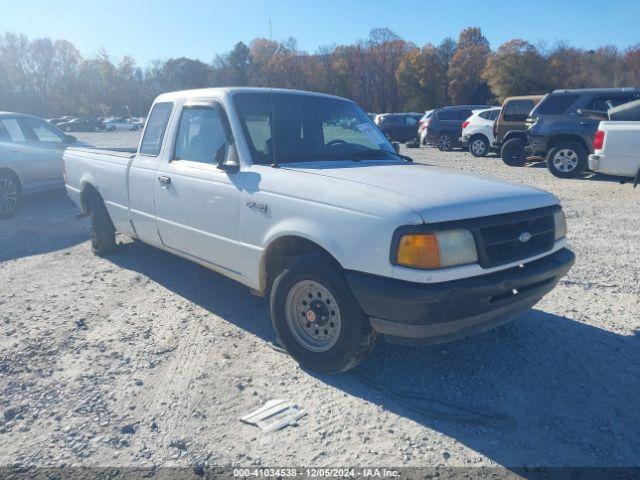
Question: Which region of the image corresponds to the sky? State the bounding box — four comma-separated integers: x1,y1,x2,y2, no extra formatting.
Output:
1,0,639,65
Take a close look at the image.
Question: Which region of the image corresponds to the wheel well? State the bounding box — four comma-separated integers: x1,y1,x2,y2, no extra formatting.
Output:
79,183,103,214
503,131,527,142
261,236,341,295
469,133,489,142
547,134,589,152
0,168,22,194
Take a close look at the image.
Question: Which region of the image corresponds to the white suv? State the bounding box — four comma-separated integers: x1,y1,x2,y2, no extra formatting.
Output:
460,107,501,157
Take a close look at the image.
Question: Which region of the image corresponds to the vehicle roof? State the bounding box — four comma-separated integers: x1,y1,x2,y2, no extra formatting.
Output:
436,104,490,110
550,87,638,94
155,87,352,103
473,107,501,113
503,95,545,102
0,111,45,120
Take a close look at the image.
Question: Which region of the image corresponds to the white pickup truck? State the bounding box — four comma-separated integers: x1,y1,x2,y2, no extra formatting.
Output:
64,87,574,373
589,122,640,183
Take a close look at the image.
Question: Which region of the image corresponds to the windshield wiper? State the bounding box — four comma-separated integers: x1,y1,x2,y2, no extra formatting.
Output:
346,149,414,163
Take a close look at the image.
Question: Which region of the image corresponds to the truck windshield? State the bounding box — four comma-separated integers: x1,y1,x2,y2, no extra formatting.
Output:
233,92,395,165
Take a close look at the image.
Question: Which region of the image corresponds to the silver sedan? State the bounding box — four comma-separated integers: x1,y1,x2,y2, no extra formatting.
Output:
0,112,77,218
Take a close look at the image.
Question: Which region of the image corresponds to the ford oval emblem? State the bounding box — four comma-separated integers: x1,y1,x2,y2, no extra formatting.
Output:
518,232,532,243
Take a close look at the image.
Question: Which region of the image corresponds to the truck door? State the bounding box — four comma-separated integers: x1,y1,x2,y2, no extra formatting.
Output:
153,100,242,274
128,101,174,247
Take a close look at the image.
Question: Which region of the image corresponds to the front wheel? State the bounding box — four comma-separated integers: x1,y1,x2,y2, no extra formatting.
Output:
546,141,587,178
270,253,377,374
469,135,489,157
436,134,453,151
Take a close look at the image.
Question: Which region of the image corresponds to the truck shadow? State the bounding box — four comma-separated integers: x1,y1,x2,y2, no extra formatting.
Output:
106,240,640,469
0,189,89,263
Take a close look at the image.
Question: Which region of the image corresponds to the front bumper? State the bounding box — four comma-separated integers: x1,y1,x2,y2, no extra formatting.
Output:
346,248,575,345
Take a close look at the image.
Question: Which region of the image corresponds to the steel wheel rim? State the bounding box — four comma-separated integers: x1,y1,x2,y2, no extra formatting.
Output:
471,139,485,155
0,178,18,216
438,135,451,150
285,280,342,352
553,149,578,172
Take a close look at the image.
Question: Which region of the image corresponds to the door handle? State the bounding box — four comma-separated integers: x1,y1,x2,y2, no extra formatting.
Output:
158,175,171,186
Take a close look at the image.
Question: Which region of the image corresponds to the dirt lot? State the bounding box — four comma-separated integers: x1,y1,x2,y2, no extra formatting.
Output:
1,132,639,470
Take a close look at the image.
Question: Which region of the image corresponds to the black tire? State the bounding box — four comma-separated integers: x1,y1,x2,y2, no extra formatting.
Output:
270,253,377,374
436,134,453,151
0,172,21,219
88,198,116,255
501,138,527,166
546,141,588,179
468,135,489,157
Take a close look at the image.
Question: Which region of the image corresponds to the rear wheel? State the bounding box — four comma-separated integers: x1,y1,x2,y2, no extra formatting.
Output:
436,134,453,151
501,138,527,166
88,198,116,255
0,173,20,219
546,141,587,178
270,253,377,374
469,135,489,157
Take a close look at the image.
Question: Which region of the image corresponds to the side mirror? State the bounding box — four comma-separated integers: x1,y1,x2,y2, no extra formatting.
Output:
392,142,400,154
65,134,77,144
215,142,239,173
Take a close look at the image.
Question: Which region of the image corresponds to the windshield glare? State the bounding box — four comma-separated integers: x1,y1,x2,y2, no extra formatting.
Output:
233,92,395,165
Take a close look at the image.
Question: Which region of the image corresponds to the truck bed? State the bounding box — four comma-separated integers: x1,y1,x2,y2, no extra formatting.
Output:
63,146,137,231
589,121,640,177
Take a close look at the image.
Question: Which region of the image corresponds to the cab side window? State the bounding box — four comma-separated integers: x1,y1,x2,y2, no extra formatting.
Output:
174,106,228,164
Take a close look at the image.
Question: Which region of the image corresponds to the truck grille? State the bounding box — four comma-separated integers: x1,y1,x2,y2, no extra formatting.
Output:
471,207,557,268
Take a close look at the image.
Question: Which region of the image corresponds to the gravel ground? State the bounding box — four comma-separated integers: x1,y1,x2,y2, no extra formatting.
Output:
1,132,639,470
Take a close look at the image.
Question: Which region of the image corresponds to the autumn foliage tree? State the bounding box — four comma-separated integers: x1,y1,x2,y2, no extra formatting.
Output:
483,39,549,101
0,28,638,117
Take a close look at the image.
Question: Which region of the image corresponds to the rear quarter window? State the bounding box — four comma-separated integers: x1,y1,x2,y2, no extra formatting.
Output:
139,102,173,156
437,109,457,121
536,94,580,115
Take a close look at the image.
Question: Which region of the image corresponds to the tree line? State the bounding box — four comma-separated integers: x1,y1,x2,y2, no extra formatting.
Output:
1,27,639,118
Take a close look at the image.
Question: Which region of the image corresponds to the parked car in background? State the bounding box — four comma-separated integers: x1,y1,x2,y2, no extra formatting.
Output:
48,116,74,126
588,99,640,182
0,112,77,218
418,110,434,145
63,87,574,373
104,118,142,131
524,88,640,178
57,117,106,132
427,105,491,151
460,107,500,157
377,113,423,142
493,95,544,166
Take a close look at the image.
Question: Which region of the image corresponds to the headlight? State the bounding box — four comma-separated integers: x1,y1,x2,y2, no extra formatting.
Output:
554,210,567,240
395,229,478,269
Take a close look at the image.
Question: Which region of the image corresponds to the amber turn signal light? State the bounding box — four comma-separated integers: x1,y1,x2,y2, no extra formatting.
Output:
396,234,441,269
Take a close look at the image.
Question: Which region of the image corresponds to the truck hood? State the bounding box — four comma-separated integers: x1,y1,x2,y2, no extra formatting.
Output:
282,161,558,223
